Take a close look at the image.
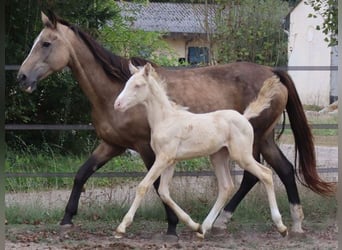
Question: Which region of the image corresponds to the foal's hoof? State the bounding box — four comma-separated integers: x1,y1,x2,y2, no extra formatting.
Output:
279,228,288,238
196,232,205,239
114,231,125,239
195,226,205,239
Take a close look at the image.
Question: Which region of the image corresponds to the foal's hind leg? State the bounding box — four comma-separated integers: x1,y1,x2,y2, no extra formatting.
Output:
238,156,287,236
260,137,304,233
214,150,260,230
199,149,234,237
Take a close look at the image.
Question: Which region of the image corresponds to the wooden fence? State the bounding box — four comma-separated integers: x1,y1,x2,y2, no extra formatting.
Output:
5,65,338,179
5,123,338,179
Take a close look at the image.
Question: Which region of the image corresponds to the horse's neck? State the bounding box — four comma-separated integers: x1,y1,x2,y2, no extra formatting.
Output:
144,80,177,129
67,37,121,105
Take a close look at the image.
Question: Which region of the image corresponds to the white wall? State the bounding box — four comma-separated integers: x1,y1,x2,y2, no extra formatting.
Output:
288,1,332,106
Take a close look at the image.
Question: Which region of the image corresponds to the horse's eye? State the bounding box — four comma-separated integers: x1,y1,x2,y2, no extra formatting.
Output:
42,42,51,48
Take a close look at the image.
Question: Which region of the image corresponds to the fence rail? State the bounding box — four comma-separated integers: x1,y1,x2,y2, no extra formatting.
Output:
5,64,338,179
5,122,338,178
5,167,338,179
5,65,339,71
4,123,338,130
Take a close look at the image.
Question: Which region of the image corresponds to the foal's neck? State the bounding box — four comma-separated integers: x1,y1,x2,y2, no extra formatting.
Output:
144,77,178,129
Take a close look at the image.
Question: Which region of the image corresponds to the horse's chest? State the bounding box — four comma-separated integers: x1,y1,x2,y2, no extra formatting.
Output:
92,109,150,146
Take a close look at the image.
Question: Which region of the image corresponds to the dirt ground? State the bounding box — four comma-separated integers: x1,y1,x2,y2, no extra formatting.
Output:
5,216,338,250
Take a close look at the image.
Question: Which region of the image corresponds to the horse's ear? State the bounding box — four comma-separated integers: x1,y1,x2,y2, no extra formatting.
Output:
144,63,154,77
128,61,139,74
41,11,56,29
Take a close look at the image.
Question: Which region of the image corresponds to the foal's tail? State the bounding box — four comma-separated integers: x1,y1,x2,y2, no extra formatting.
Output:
243,75,279,120
273,70,336,196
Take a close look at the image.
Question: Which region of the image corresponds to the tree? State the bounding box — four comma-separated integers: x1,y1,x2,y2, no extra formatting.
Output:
5,0,175,154
213,0,289,66
305,0,338,46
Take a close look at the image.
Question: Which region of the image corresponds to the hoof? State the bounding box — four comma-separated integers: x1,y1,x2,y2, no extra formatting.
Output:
114,231,125,239
196,232,205,239
195,226,205,239
152,233,179,242
213,211,232,229
279,228,288,237
59,224,77,239
211,227,227,237
288,231,307,239
59,223,74,231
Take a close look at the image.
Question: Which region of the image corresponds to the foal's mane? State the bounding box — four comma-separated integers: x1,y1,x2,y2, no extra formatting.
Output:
46,10,155,82
148,67,188,111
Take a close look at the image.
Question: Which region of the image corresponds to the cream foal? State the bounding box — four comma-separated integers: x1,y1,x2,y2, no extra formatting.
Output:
114,62,287,238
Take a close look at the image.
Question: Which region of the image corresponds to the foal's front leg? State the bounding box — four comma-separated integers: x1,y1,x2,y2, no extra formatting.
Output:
115,155,171,238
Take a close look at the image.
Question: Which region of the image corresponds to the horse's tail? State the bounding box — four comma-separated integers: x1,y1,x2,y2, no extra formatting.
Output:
243,75,279,120
273,69,336,196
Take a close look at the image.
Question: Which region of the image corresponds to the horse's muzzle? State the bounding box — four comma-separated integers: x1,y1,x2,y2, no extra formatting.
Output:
17,73,37,93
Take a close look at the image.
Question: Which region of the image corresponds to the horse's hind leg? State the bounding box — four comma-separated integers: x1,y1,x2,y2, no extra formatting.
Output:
60,142,125,227
214,151,260,230
260,137,304,233
199,149,234,237
239,156,287,236
138,145,179,237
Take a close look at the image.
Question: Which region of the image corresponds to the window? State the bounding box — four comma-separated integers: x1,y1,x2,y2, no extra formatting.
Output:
187,47,209,65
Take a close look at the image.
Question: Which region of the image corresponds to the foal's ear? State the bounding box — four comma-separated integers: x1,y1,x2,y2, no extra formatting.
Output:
128,61,139,74
144,63,154,77
41,11,56,29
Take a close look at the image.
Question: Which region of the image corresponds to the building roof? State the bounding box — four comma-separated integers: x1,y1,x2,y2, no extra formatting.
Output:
117,1,217,34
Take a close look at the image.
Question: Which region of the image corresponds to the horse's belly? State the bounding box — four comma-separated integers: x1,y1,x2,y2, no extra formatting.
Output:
175,134,224,160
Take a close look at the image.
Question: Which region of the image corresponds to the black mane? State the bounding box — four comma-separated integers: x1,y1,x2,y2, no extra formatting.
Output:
46,10,155,82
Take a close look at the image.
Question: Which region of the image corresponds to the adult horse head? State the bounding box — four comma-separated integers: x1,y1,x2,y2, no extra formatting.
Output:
18,12,71,93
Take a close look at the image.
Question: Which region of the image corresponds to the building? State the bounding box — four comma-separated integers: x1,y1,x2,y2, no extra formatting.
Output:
117,1,217,65
285,0,338,106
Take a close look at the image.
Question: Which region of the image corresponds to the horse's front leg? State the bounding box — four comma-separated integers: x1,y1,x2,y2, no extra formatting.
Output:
158,165,201,233
115,154,171,238
60,142,125,227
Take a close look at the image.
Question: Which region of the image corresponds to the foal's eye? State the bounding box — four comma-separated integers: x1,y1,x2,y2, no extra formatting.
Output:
42,42,51,48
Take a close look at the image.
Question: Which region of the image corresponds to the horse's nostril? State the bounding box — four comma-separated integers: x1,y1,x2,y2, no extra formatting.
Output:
17,73,27,82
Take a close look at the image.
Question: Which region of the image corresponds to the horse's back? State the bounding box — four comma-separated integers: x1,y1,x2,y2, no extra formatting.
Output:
156,62,277,114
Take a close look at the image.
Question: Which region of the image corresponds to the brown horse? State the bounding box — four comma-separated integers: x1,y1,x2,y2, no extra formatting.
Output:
17,11,334,237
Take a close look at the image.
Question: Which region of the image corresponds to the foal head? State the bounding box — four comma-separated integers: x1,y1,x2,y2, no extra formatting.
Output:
114,62,159,112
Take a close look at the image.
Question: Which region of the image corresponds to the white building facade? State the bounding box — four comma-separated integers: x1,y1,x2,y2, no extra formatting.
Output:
286,1,338,106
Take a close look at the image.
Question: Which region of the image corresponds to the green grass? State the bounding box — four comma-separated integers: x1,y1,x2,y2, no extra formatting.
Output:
5,186,337,229
5,148,213,192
